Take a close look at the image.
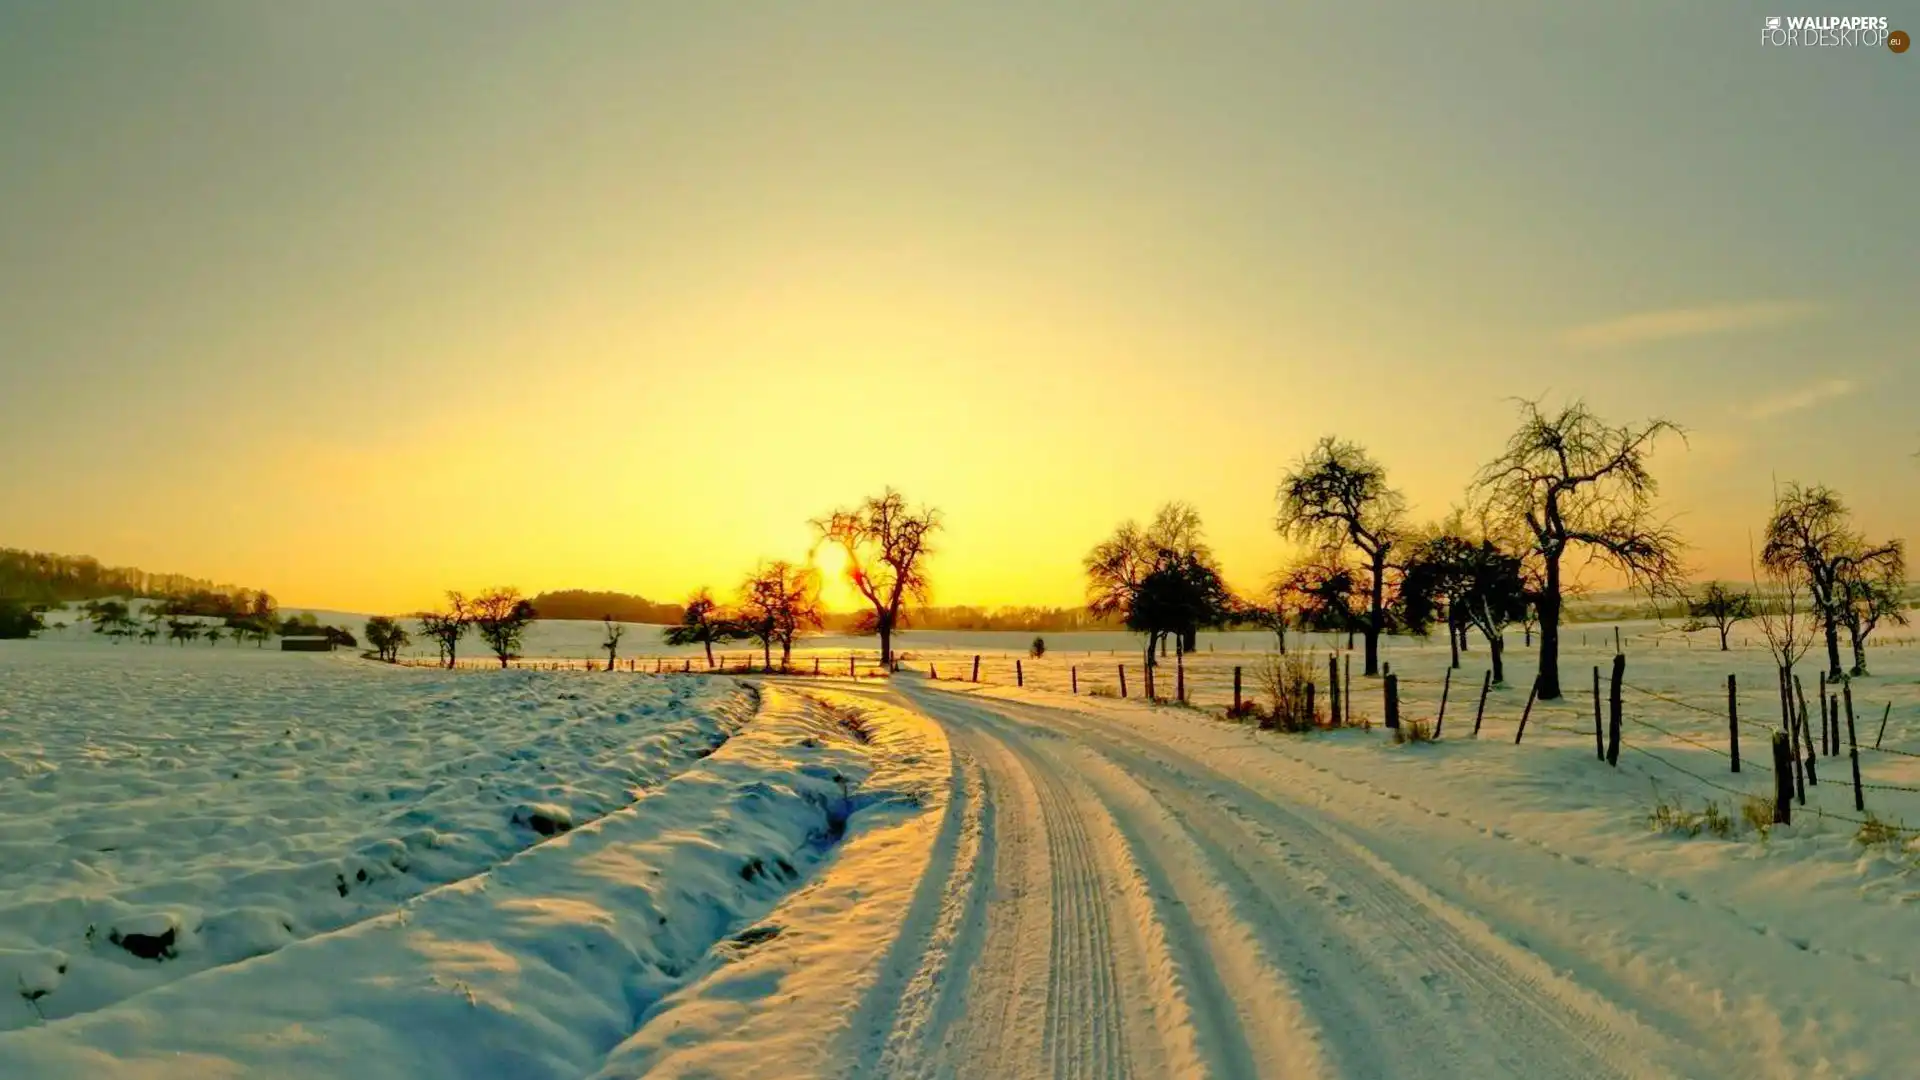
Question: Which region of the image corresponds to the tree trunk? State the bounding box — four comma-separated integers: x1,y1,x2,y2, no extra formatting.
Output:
1490,634,1506,686
1448,613,1461,670
1849,627,1869,677
1276,624,1287,655
1719,623,1731,651
1824,618,1843,682
1537,553,1564,699
877,611,895,665
763,640,772,669
703,640,714,667
1363,553,1386,676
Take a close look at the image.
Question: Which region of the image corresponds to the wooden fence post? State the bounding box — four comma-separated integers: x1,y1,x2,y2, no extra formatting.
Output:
1383,674,1399,730
1472,670,1492,738
1307,682,1317,726
1145,663,1157,702
1819,692,1831,756
1176,652,1185,703
1233,666,1242,713
684,659,691,673
1798,683,1819,787
1779,668,1805,804
814,657,821,675
1727,673,1741,773
1343,655,1352,727
1434,669,1453,738
972,655,980,683
1771,733,1794,825
1515,676,1540,745
850,654,856,678
1119,664,1128,698
1072,666,1079,695
1016,659,1024,688
1830,695,1841,757
1592,666,1604,761
1876,703,1893,749
930,663,938,680
1606,655,1625,766
1844,681,1865,813
1328,656,1341,727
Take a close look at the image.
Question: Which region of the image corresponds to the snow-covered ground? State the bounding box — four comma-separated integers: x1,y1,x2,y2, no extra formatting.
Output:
6,619,1920,1077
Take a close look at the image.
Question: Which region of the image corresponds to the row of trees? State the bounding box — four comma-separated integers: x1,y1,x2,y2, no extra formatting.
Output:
1082,400,1908,700
69,600,358,648
657,491,943,670
0,548,269,610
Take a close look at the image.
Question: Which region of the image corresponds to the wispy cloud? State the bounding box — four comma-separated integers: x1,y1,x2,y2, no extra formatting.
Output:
1738,378,1856,421
1562,300,1821,350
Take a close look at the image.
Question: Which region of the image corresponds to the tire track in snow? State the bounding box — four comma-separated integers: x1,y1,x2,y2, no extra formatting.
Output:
916,685,1707,1080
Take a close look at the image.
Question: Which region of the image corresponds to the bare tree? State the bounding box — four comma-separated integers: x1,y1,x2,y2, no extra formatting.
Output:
1400,524,1528,683
601,616,627,672
813,489,940,665
1243,569,1307,655
1682,582,1756,651
1761,483,1904,681
418,591,472,669
663,588,740,668
471,588,537,668
738,561,824,668
1752,547,1815,735
365,615,410,663
1085,503,1232,668
1839,548,1908,676
1276,437,1406,676
1472,400,1685,699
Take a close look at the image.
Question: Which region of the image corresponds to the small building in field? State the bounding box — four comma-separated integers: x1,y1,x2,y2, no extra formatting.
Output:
281,636,334,652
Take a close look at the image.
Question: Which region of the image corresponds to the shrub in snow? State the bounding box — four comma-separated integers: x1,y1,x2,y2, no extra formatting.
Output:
512,802,574,837
1392,718,1436,745
107,913,182,961
1256,653,1323,732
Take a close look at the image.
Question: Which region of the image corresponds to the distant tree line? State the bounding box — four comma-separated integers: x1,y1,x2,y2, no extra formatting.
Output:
0,548,268,609
524,590,684,625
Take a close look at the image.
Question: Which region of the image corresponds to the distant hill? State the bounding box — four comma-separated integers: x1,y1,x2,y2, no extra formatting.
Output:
528,590,685,625
0,547,271,616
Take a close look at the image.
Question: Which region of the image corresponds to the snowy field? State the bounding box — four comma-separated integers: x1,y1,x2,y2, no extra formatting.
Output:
5,618,1920,1077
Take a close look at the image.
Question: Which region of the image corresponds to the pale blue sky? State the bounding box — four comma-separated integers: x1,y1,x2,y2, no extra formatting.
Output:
1,2,1914,608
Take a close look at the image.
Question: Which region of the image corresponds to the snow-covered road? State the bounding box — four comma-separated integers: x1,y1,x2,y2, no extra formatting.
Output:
821,677,1745,1080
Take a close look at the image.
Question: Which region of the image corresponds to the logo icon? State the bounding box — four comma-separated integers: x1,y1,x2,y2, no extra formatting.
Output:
1892,29,1911,52
1765,16,1783,30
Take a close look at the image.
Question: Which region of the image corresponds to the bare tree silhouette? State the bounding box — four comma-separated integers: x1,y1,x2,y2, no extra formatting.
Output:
1762,483,1905,679
664,588,740,668
419,591,472,669
1472,400,1685,699
738,561,824,669
471,588,537,668
1277,437,1406,677
365,615,411,663
1085,503,1233,669
1682,582,1756,652
813,489,939,665
601,616,626,672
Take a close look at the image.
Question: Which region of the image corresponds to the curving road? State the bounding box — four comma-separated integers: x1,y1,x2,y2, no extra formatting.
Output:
833,678,1716,1080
